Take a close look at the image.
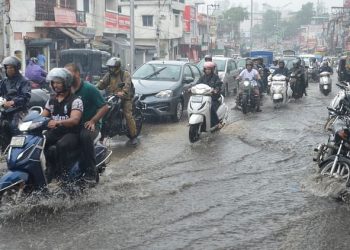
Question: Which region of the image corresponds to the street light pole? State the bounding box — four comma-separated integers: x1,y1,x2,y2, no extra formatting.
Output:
206,4,219,55
250,0,253,52
130,0,135,74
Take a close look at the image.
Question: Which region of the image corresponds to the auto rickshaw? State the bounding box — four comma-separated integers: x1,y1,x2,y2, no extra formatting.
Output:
59,49,110,84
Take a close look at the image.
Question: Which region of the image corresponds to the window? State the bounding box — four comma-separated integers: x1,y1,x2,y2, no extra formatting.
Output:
142,15,153,27
184,66,193,78
106,0,117,12
84,0,89,12
190,65,201,78
175,15,179,27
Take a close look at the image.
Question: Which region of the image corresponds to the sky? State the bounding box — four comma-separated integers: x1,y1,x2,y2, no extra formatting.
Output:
199,0,345,13
229,0,344,12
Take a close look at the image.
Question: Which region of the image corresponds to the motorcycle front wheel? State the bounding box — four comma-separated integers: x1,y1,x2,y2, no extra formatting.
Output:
241,95,248,114
320,158,350,186
189,124,200,143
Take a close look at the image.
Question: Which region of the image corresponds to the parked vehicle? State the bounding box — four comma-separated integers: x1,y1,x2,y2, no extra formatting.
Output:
132,60,202,121
187,84,228,143
0,110,112,204
198,57,239,96
269,74,289,108
319,72,332,96
59,49,110,84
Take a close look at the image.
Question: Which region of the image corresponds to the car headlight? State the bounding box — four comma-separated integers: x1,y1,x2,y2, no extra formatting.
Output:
155,90,173,98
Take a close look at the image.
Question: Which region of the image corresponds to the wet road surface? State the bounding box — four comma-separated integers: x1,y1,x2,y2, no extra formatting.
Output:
1,78,350,250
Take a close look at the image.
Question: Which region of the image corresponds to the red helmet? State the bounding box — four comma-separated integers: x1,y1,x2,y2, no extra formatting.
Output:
203,61,215,70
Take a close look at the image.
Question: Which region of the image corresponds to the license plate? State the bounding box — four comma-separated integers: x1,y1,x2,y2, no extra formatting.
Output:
191,96,203,103
10,136,25,148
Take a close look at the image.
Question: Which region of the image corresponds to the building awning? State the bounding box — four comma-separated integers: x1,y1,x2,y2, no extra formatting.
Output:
24,38,53,47
90,40,110,51
59,28,90,44
105,36,130,48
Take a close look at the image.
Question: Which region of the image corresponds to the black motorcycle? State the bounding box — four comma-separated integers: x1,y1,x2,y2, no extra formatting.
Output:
238,79,259,114
101,94,143,141
289,72,304,99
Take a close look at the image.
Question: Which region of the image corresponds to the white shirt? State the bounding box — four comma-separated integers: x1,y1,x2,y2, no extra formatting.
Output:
239,69,259,81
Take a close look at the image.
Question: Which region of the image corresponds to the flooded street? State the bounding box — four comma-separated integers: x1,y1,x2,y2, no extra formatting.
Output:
1,78,350,250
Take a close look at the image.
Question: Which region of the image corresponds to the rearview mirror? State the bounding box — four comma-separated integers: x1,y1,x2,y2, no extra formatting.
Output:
183,76,194,84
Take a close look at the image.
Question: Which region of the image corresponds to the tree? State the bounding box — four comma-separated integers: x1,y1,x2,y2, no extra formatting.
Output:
221,7,249,42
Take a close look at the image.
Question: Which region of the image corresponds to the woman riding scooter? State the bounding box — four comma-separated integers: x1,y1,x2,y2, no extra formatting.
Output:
197,61,223,128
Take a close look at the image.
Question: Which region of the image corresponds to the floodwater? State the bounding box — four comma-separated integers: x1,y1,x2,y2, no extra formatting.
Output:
1,76,350,250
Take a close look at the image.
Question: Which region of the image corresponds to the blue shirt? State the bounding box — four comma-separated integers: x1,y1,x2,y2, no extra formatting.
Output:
37,54,46,67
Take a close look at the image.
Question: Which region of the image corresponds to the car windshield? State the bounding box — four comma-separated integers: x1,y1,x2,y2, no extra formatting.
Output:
133,64,181,81
237,59,246,68
197,58,226,71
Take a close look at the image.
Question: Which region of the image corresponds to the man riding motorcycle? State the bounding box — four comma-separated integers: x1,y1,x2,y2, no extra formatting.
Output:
41,68,83,183
319,60,333,74
272,60,289,77
292,58,307,96
0,56,31,151
197,61,223,128
65,63,109,184
236,60,262,112
25,57,47,88
97,57,138,145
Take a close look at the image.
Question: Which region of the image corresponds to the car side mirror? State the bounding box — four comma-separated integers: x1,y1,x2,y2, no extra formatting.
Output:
183,76,194,84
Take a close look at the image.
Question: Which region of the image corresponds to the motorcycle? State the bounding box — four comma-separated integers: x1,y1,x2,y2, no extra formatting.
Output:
0,89,49,153
289,71,303,99
100,94,143,141
238,79,260,114
0,109,112,203
319,71,332,96
187,83,228,143
269,74,289,108
315,113,350,187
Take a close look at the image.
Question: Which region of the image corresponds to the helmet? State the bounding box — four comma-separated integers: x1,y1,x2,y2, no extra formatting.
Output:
30,57,38,64
203,61,215,70
2,56,21,70
46,68,73,92
204,55,212,61
106,57,122,68
278,60,285,65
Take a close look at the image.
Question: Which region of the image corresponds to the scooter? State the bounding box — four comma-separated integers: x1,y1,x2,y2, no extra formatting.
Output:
187,84,228,143
319,71,332,96
0,109,112,203
269,74,289,108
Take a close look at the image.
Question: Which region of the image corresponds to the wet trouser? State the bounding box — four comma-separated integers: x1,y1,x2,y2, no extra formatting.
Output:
237,86,260,108
211,99,220,127
0,111,26,151
122,100,137,138
79,127,99,178
44,130,79,182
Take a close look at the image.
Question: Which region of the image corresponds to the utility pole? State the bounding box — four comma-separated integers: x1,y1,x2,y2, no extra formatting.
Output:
130,0,135,74
2,0,8,57
250,0,253,52
156,0,160,58
206,4,219,55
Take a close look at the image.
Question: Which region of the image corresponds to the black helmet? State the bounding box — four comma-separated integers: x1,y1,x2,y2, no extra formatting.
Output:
2,56,21,70
106,57,122,68
278,60,285,65
46,68,73,92
204,54,212,61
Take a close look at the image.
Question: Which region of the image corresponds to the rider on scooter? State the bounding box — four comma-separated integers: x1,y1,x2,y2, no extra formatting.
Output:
197,61,223,128
319,60,333,74
272,60,289,77
41,68,83,183
236,60,262,112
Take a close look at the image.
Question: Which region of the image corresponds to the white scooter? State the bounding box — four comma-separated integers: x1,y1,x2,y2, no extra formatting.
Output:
268,74,289,108
187,84,228,143
319,71,332,96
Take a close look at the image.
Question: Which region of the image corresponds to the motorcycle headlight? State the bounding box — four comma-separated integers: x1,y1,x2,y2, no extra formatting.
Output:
243,81,250,87
155,90,173,98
